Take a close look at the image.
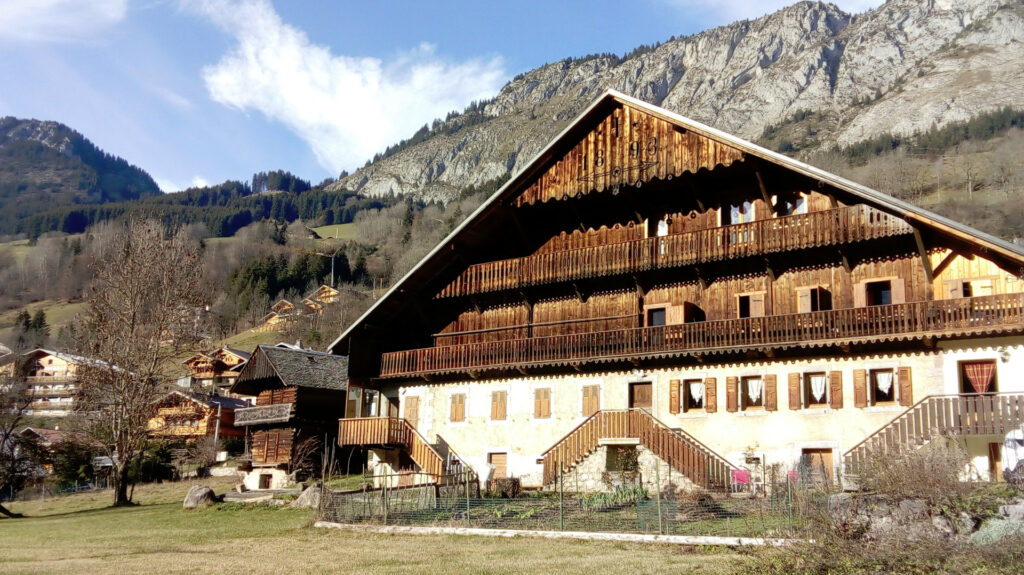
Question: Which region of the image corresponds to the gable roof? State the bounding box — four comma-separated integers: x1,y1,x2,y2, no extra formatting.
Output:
154,390,250,410
230,345,348,396
328,89,1024,356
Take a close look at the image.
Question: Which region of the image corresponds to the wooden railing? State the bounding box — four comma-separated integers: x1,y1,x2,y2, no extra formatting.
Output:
337,417,448,480
844,391,1024,473
382,293,1024,378
540,409,736,489
234,403,293,426
438,205,912,298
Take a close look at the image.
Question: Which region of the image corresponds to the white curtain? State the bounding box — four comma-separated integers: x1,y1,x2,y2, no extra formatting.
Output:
690,382,705,406
746,378,763,404
810,374,827,403
875,371,894,395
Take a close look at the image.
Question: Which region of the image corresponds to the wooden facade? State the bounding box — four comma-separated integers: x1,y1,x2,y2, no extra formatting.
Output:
147,391,246,440
328,91,1024,489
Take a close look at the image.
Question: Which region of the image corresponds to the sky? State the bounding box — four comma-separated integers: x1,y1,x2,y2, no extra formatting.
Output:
0,0,883,193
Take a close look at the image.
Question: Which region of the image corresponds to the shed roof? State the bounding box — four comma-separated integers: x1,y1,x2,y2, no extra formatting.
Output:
230,345,348,396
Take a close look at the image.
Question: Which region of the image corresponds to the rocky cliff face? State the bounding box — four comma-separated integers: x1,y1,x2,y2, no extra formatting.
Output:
329,0,1024,202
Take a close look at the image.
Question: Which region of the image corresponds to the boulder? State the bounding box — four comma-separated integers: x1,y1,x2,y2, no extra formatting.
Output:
291,485,322,509
999,503,1024,522
183,485,218,509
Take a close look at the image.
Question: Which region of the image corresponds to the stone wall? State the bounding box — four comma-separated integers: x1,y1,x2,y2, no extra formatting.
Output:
556,443,699,495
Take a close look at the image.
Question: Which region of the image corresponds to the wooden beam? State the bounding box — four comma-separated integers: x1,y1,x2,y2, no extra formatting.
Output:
754,170,774,214
516,366,528,376
933,250,959,278
573,282,588,303
687,178,707,212
633,275,647,298
765,258,776,283
912,226,935,299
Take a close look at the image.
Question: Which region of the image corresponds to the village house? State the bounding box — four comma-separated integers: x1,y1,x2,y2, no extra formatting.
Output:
229,345,349,490
147,391,248,441
19,349,93,417
181,347,250,396
328,91,1024,493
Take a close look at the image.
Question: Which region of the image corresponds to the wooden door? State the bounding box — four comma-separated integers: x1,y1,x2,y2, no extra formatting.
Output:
801,448,834,486
488,452,507,485
629,382,652,410
404,396,419,429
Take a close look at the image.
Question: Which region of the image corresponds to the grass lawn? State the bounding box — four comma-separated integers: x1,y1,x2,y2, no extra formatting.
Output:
311,223,359,241
0,299,89,344
0,479,745,575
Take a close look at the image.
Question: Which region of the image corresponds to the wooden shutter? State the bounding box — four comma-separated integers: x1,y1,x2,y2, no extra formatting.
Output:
829,371,843,409
944,280,964,299
764,374,778,411
404,396,419,429
898,367,913,406
797,288,812,314
750,293,766,317
491,390,507,421
788,373,802,410
669,379,680,414
974,279,993,296
450,393,465,422
667,306,684,325
583,385,600,416
705,378,717,413
853,369,868,408
853,280,866,307
726,376,738,412
534,388,550,418
891,278,906,304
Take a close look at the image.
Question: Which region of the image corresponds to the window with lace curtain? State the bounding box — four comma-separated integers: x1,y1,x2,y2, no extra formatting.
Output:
870,368,896,405
683,378,705,411
741,376,764,410
803,372,828,408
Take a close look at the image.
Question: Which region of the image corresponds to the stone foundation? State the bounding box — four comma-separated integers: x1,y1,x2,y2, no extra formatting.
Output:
557,443,699,495
242,467,290,490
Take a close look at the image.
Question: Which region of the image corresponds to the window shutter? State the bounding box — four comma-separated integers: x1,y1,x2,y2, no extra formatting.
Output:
974,279,993,296
891,278,906,304
750,293,766,317
854,281,866,308
829,371,843,409
451,394,465,422
726,376,738,412
669,379,680,414
583,385,600,416
945,280,964,299
764,374,777,411
788,373,802,410
705,378,717,413
542,389,551,418
898,367,913,406
491,391,506,420
797,288,812,314
534,389,542,418
667,306,684,325
853,369,868,408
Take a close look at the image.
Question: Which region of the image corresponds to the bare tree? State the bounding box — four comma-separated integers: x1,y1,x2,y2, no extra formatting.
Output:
73,220,205,506
0,367,40,518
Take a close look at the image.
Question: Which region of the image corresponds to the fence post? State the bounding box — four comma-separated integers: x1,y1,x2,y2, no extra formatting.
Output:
382,473,388,526
559,469,565,531
465,470,471,527
788,474,793,532
655,459,663,534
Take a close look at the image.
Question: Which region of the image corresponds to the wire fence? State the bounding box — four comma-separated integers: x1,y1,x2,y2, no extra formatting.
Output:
317,468,831,538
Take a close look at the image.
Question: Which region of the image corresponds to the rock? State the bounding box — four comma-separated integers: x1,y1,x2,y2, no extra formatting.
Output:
291,485,323,509
898,499,928,521
235,483,247,493
931,515,956,537
183,485,218,509
1000,504,1024,521
958,512,978,533
828,493,853,519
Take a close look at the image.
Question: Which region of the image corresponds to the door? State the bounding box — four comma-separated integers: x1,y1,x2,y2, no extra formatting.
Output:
801,448,834,486
629,382,652,410
404,396,419,429
488,452,507,487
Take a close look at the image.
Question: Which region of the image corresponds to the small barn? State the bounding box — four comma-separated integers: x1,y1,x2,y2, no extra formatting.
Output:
230,345,349,490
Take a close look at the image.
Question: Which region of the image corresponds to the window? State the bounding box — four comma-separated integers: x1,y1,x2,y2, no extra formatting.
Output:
647,307,667,327
490,390,507,421
684,379,705,411
803,372,828,408
606,446,639,472
738,293,765,318
725,201,754,225
450,393,466,422
775,194,807,217
534,388,551,419
741,376,764,410
945,279,994,299
797,287,832,313
870,369,896,405
683,303,706,323
582,385,601,416
960,360,998,394
865,280,892,306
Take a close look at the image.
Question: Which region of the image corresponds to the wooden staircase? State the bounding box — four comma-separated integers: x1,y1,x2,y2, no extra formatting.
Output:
338,417,464,481
844,392,1024,473
539,409,736,490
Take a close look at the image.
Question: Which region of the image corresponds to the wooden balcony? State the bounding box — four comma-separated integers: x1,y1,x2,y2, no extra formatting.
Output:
844,391,1024,473
438,205,912,298
381,293,1024,379
234,403,293,426
338,417,447,479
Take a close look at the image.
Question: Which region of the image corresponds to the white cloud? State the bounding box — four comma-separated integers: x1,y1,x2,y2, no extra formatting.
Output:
154,176,181,193
184,0,506,175
0,0,128,43
661,0,884,22
190,176,209,188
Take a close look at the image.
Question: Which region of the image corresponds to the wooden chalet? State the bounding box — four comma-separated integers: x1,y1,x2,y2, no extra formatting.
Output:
329,91,1024,492
147,391,248,440
310,285,341,304
19,349,90,417
229,345,349,489
183,347,250,395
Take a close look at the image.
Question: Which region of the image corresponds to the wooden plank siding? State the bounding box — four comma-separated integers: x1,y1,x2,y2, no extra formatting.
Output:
337,417,447,479
382,293,1024,378
251,428,294,466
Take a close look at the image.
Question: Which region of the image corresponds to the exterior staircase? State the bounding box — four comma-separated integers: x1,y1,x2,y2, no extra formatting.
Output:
843,392,1024,473
337,417,468,481
539,409,736,490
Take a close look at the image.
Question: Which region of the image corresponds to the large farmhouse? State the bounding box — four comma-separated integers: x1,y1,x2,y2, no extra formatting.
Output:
329,90,1024,491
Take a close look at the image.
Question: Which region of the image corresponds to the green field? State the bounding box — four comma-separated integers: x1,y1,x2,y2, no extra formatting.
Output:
311,223,359,241
0,299,88,346
0,479,742,575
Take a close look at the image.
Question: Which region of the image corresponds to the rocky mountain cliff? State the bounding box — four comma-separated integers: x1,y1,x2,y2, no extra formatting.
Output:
330,0,1024,202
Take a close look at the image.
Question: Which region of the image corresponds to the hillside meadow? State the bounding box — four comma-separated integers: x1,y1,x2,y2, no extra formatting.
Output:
0,479,741,575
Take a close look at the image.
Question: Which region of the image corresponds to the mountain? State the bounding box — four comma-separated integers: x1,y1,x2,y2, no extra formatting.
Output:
0,117,161,235
330,0,1024,202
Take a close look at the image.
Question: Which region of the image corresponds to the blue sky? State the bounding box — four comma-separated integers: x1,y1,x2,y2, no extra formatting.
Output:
0,0,882,193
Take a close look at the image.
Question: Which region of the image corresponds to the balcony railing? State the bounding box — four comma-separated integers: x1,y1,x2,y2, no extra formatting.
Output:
438,205,912,298
26,375,76,383
381,293,1024,379
234,403,293,426
338,417,448,479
